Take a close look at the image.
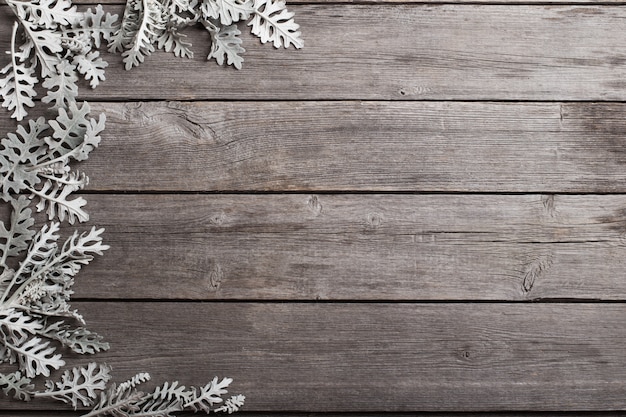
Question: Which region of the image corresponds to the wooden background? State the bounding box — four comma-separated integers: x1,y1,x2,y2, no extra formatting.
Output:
2,0,626,415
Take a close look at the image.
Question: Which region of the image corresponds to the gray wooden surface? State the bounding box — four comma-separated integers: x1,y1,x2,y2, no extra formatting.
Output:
1,0,626,415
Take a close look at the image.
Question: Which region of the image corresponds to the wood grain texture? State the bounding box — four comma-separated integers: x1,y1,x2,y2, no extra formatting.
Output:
13,411,576,416
74,0,626,4
3,302,626,412
34,193,626,301
3,5,626,101
8,101,623,193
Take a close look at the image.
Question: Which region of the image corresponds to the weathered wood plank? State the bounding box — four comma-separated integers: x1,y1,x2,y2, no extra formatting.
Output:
71,0,626,4
3,5,626,101
12,101,624,193
11,410,626,417
20,193,626,301
4,302,626,411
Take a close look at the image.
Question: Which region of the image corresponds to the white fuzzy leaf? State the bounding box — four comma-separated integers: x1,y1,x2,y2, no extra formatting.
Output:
200,0,253,25
208,24,245,69
108,0,141,53
0,62,38,121
157,29,193,58
23,27,63,78
17,222,60,280
0,308,43,344
137,380,189,416
7,0,82,29
90,383,144,416
11,336,64,378
74,113,105,161
0,117,49,199
117,372,151,394
185,377,232,412
47,101,91,158
215,394,245,414
37,362,111,408
78,4,120,48
0,196,35,261
33,178,89,224
73,51,107,89
248,0,303,49
42,60,79,110
121,0,165,70
0,371,34,401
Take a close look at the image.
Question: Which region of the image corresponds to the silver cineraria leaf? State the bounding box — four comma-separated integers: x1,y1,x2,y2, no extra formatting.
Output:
136,381,190,415
0,308,44,344
72,51,108,89
216,394,246,414
120,0,166,70
47,101,93,158
200,0,253,25
248,0,303,49
9,336,64,378
35,362,111,408
0,371,34,401
117,372,151,393
207,23,245,69
40,321,110,354
0,61,37,122
77,5,120,48
32,176,89,224
0,23,38,122
157,27,194,58
0,196,36,264
88,383,145,416
184,377,232,412
42,60,79,110
6,0,82,29
0,117,49,200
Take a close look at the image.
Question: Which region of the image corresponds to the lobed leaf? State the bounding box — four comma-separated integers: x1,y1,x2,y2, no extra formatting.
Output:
42,60,79,110
0,196,36,263
0,371,34,401
7,0,82,29
184,377,232,412
73,51,108,89
41,322,110,354
157,27,194,58
37,362,111,408
215,394,246,414
33,177,89,224
248,0,303,49
11,336,64,378
48,101,93,159
200,0,253,25
78,4,120,48
0,61,38,122
207,23,245,69
0,117,49,199
0,308,43,344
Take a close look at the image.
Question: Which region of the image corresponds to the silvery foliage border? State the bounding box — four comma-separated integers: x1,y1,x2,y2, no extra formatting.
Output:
0,0,301,414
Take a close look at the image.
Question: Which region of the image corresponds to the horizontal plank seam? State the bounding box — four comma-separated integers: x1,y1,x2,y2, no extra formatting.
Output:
45,97,626,104
69,298,626,304
6,414,626,417
75,190,626,196
65,1,626,5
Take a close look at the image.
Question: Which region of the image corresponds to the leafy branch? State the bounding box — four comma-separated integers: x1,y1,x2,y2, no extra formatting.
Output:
0,104,246,415
1,0,303,120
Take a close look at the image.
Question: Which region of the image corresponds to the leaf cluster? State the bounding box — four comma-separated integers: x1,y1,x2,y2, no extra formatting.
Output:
111,0,303,71
0,108,110,380
0,101,104,224
0,103,245,415
1,1,118,120
2,0,303,120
